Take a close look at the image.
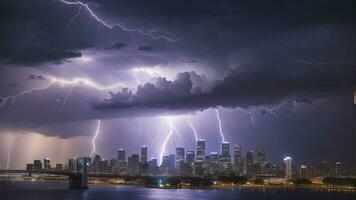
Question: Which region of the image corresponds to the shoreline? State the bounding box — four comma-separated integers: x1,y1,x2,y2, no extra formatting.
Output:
1,176,355,192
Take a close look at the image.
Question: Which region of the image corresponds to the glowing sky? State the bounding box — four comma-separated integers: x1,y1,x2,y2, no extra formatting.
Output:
0,0,355,169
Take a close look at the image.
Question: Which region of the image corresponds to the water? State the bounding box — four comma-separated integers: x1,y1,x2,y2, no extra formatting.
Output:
0,180,355,200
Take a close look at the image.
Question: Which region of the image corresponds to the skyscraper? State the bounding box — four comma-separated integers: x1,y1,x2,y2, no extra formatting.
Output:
335,162,342,175
117,148,125,161
117,148,127,175
186,151,195,164
128,154,140,175
43,158,51,170
34,160,42,170
176,147,185,171
246,151,254,175
234,145,243,175
257,148,265,164
196,139,206,162
68,158,77,172
284,156,293,180
140,145,148,164
219,142,232,173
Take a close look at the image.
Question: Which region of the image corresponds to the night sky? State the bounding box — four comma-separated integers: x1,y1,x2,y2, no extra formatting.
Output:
0,0,355,169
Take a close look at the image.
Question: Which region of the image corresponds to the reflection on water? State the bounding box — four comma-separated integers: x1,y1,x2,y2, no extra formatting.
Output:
0,180,355,200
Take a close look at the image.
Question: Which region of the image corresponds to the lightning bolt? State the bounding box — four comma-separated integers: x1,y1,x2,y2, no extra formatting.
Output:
237,98,293,122
90,119,101,158
214,108,226,143
159,117,174,165
187,117,199,141
292,59,356,66
58,0,181,42
0,75,126,110
59,86,74,112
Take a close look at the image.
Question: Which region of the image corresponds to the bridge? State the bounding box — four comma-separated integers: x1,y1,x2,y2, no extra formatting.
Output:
0,170,88,189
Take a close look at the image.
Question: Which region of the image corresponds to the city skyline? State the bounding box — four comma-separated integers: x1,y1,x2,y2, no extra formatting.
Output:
0,0,355,175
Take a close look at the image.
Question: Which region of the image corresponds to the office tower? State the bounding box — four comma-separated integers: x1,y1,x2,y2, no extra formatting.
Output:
92,155,101,173
209,152,219,175
128,154,140,175
257,148,265,164
117,148,127,175
316,161,330,176
34,160,42,170
219,142,232,173
284,156,293,180
160,155,171,175
176,147,185,171
234,145,243,175
148,158,158,175
117,148,125,161
186,151,195,164
43,158,51,169
141,145,148,164
109,159,118,174
300,165,307,179
245,151,254,175
97,159,109,174
169,154,176,171
68,158,77,172
335,162,342,175
196,139,206,162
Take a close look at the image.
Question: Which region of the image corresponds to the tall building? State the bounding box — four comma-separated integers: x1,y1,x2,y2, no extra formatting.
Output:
117,148,125,161
77,157,91,174
196,139,206,162
148,158,158,175
43,158,51,170
284,156,293,180
209,152,219,175
234,145,243,175
257,148,265,164
245,151,254,175
117,148,127,175
140,145,148,164
176,147,185,172
335,162,342,175
109,159,118,174
68,158,77,172
34,160,42,170
300,165,308,179
219,142,232,173
128,154,140,175
186,151,195,164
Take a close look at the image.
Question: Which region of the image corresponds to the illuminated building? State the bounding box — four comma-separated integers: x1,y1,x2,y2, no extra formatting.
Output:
257,148,265,164
43,158,51,170
196,139,206,162
68,158,77,172
148,158,158,175
128,154,140,175
284,156,293,180
219,142,232,174
335,162,342,175
117,148,127,175
245,151,254,176
109,159,118,174
175,147,185,172
234,145,243,175
209,152,219,175
300,165,312,179
140,145,148,164
186,151,195,164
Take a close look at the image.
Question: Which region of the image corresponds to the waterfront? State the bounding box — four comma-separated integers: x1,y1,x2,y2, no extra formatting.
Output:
0,180,355,200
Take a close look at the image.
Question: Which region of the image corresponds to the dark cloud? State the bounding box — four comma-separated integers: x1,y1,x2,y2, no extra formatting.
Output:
93,65,355,110
29,74,46,81
137,45,154,51
105,42,128,50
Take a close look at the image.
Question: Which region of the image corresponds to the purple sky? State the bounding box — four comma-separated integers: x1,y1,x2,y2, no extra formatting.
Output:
0,0,355,169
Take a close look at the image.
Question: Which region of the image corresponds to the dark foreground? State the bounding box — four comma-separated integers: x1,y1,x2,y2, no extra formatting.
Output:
0,180,355,200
